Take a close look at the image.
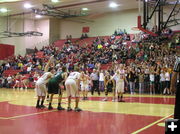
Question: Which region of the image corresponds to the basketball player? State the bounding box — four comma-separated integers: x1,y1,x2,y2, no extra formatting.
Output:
21,75,28,91
170,48,180,119
65,68,82,112
35,56,54,109
102,71,115,101
112,66,127,102
48,66,67,110
13,73,21,90
80,71,91,100
33,72,40,97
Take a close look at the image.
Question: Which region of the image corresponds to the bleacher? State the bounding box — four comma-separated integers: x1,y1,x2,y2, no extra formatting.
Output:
41,35,136,71
54,38,79,48
53,34,135,49
2,32,177,88
3,70,22,77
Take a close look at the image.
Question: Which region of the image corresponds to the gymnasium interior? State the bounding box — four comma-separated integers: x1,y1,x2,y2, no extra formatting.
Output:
0,0,180,134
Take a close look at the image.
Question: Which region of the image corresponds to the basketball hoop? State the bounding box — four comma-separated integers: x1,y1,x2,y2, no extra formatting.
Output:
131,27,140,31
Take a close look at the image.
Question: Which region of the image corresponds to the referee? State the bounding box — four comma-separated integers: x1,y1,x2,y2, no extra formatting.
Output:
170,48,180,119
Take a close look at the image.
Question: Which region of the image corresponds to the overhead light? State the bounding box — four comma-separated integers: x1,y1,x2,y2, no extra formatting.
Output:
35,15,42,18
109,2,118,8
24,3,33,9
82,8,88,11
0,0,21,3
51,0,59,3
0,8,8,13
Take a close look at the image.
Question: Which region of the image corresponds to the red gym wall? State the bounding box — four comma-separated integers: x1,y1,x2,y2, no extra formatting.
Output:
0,44,14,60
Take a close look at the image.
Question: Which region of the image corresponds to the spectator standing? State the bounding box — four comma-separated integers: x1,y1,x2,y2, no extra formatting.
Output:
149,68,155,94
7,75,12,88
90,69,100,95
99,70,105,92
138,70,144,94
128,68,136,94
160,69,166,94
144,67,150,93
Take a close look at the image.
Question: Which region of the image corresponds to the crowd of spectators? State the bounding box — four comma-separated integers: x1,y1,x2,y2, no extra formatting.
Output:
0,30,179,94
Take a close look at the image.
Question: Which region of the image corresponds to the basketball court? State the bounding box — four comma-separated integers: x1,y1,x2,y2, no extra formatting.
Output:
0,89,175,134
0,0,180,134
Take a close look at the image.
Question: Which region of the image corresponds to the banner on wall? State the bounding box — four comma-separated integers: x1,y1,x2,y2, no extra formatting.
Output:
82,27,90,33
0,44,15,60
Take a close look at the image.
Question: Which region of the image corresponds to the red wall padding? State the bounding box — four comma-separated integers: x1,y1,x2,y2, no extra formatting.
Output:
0,44,14,60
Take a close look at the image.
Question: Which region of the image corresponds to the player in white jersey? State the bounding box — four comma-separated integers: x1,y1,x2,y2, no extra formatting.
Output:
80,71,91,100
112,67,127,102
35,56,54,108
65,68,82,112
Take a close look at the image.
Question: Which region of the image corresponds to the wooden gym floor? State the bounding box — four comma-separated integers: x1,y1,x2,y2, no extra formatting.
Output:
0,88,175,134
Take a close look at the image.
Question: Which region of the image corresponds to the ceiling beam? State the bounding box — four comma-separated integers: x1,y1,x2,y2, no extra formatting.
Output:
8,0,108,17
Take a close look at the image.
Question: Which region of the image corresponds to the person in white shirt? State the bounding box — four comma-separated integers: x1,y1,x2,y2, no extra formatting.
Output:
65,67,82,112
5,63,10,70
149,69,155,94
35,56,54,109
33,72,40,98
7,75,12,88
160,70,166,94
164,69,170,95
99,70,105,92
27,65,32,73
112,69,127,102
80,71,91,100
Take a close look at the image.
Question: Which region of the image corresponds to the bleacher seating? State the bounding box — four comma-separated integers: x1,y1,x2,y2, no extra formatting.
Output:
1,31,179,89
53,34,136,49
54,39,66,48
3,70,22,77
54,38,79,48
52,35,136,70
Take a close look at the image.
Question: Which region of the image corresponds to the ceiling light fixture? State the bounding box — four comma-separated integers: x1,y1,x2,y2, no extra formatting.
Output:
51,0,59,3
0,0,21,3
0,8,8,13
109,2,118,8
82,8,88,11
35,15,42,18
24,3,33,9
